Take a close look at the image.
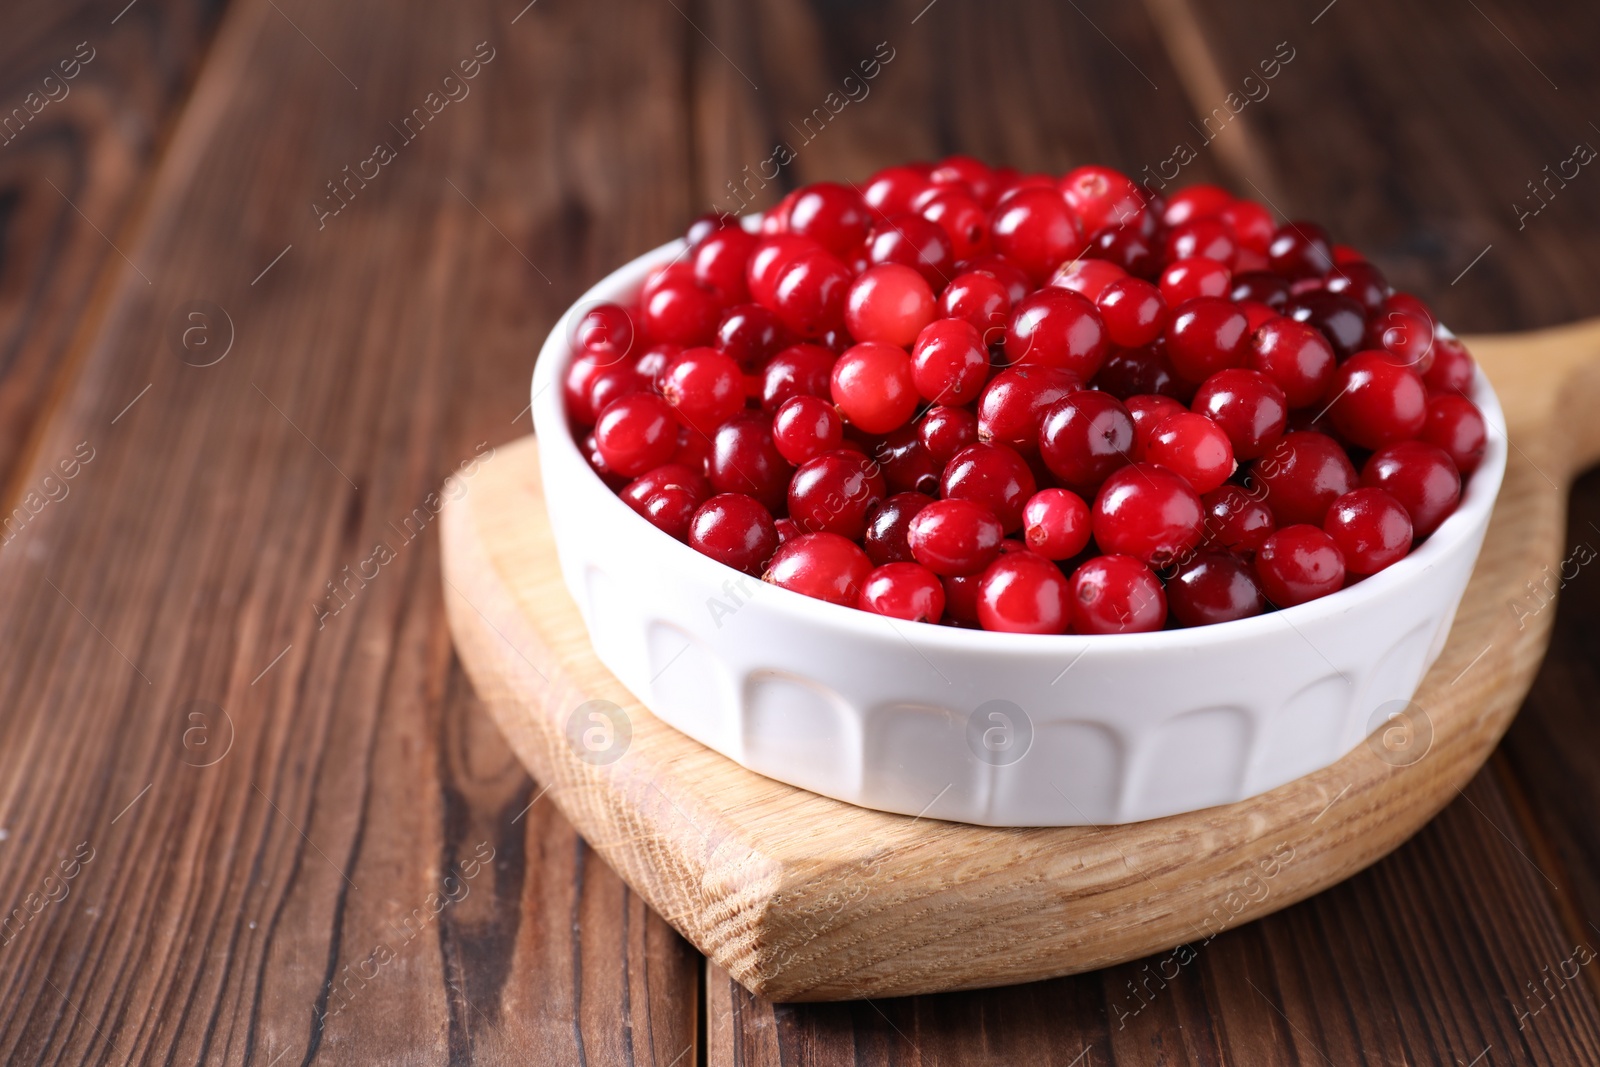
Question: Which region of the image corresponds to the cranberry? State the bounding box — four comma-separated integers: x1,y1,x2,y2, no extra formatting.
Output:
1361,441,1461,537
1249,431,1357,526
642,277,722,346
912,318,989,405
1004,288,1109,379
870,426,941,495
1126,394,1189,458
709,415,792,512
977,552,1072,634
1159,256,1231,304
594,393,682,478
1096,277,1167,347
1422,394,1488,474
1166,217,1238,265
1200,485,1276,555
1050,258,1127,302
685,212,737,245
1267,220,1334,279
715,303,791,370
942,573,983,624
941,442,1036,532
1218,200,1274,256
788,448,886,540
919,405,980,464
1230,271,1291,308
977,365,1079,455
863,492,934,565
586,364,643,417
1086,223,1160,279
867,214,955,289
1328,351,1428,448
920,188,990,260
764,532,872,607
1038,391,1135,490
1068,554,1166,634
1323,260,1388,312
939,271,1011,345
688,493,779,575
1366,304,1435,372
930,154,999,205
574,303,637,366
831,342,919,434
1059,165,1146,232
1165,297,1250,383
859,562,946,623
1324,488,1412,575
1423,334,1476,397
1163,184,1233,227
908,498,1005,576
1022,488,1091,560
1095,343,1187,401
565,355,608,425
960,253,1032,305
747,234,822,308
771,249,851,337
1144,411,1235,494
784,181,870,256
693,227,760,304
845,263,936,346
661,346,744,435
864,165,934,218
1092,463,1204,568
634,343,680,390
1255,525,1346,606
990,187,1083,282
760,343,836,410
772,395,843,465
1191,368,1288,460
1250,316,1336,409
1168,554,1266,626
620,463,711,540
1284,292,1367,359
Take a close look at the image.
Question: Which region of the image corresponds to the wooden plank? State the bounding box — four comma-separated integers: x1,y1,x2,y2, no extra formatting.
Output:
0,0,701,1062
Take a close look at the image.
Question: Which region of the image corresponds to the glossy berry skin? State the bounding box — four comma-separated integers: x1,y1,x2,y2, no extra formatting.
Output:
709,415,792,512
1167,554,1266,627
1219,200,1274,256
870,425,941,495
1068,554,1167,634
1250,431,1357,526
661,347,744,435
1126,394,1188,458
1004,288,1109,380
1191,368,1288,460
620,463,711,540
1163,184,1232,227
1143,411,1235,494
1096,344,1187,401
939,271,1011,344
989,187,1083,282
574,303,636,366
867,214,955,289
1230,271,1291,308
1361,441,1461,537
1059,164,1146,232
747,234,822,308
976,552,1072,634
831,342,918,434
641,276,723,346
787,448,886,540
1254,525,1346,607
863,492,934,566
1200,484,1276,555
763,531,873,607
978,365,1080,455
1038,391,1135,491
920,188,990,260
845,263,936,346
864,165,933,217
691,225,759,304
1285,292,1367,360
784,181,871,255
1328,351,1429,448
1159,257,1232,305
858,562,946,622
1267,220,1334,279
911,318,989,404
1096,278,1167,347
715,303,791,370
1323,259,1389,313
1421,394,1488,474
771,395,843,465
1022,488,1091,560
941,443,1037,532
1086,223,1160,278
1165,297,1250,383
688,493,780,575
907,498,1005,576
919,405,980,463
1423,335,1476,397
1050,258,1127,302
1166,217,1238,265
760,343,836,410
962,253,1032,305
594,393,680,477
1323,487,1412,575
771,249,852,337
1092,463,1205,568
586,364,643,418
1250,316,1337,409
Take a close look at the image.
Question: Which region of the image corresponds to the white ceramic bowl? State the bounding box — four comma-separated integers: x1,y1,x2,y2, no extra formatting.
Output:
532,236,1506,826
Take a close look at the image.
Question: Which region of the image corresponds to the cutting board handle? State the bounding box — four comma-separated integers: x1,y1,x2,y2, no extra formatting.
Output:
1470,317,1600,480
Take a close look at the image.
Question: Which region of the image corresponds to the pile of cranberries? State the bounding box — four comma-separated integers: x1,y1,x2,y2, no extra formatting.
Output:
563,158,1488,635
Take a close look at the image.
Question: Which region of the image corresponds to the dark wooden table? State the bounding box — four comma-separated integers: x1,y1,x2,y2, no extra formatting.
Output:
2,0,1599,1063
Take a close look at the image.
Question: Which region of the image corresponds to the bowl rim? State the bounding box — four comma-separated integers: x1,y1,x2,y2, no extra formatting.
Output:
532,233,1507,658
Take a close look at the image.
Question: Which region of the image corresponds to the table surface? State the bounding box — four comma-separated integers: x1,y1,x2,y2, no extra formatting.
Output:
2,0,1599,1063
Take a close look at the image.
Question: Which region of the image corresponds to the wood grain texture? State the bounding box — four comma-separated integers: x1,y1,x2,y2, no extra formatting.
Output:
0,0,702,1063
439,317,1600,1007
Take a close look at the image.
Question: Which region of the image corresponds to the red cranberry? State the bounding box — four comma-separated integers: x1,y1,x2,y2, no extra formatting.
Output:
771,249,851,337
1284,292,1367,359
1004,288,1109,380
1324,488,1412,575
870,426,941,495
1423,334,1476,397
688,493,779,575
867,214,955,289
565,355,608,425
788,448,886,540
990,187,1083,282
594,393,679,477
642,277,722,346
764,532,872,606
709,415,792,512
1022,488,1091,560
1167,554,1266,626
1166,217,1238,265
1422,394,1488,474
1219,200,1274,255
1059,164,1145,232
864,165,933,217
1328,351,1428,448
685,211,737,245
941,443,1037,533
586,364,643,417
772,395,843,465
859,562,946,622
908,498,1005,576
1165,297,1249,383
1191,368,1288,460
1095,343,1187,401
661,346,744,435
960,253,1032,305
1200,485,1276,555
715,303,791,370
930,154,999,205
1050,258,1127,302
574,303,637,366
747,234,822,308
1255,525,1346,606
1163,184,1232,227
761,343,836,410
1092,463,1205,568
634,343,680,391
831,342,918,433
919,405,980,464
1126,394,1189,458
1361,441,1461,537
939,271,1011,345
978,365,1079,455
977,552,1072,634
693,227,759,304
845,263,936,346
1068,554,1167,634
1323,260,1388,313
1038,391,1135,491
942,573,982,624
1159,257,1231,304
1250,316,1336,409
863,492,934,565
1366,304,1435,372
912,318,990,405
620,463,712,540
784,182,870,256
1249,431,1357,526
1230,271,1291,308
1267,220,1334,279
920,188,990,260
1096,278,1167,347
1143,411,1235,494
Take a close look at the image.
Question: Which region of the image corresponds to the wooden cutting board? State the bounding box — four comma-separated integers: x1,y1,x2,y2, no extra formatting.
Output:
440,320,1600,1002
